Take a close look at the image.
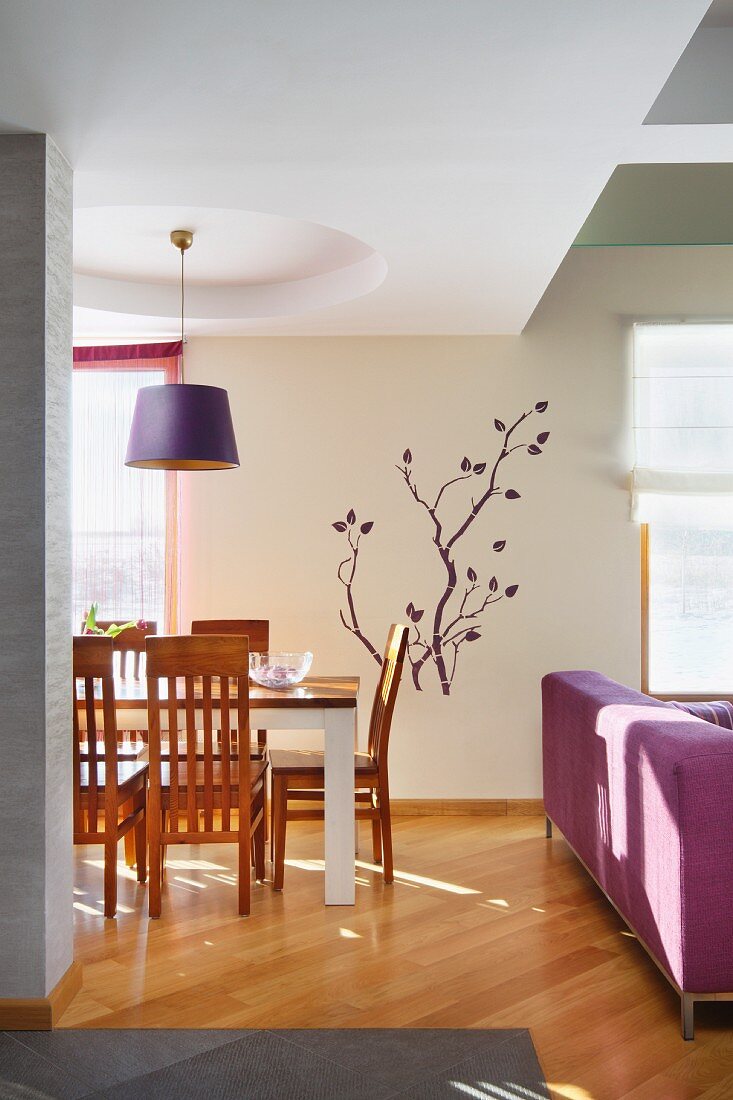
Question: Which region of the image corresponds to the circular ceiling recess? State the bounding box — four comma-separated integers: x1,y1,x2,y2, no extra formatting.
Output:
73,206,387,320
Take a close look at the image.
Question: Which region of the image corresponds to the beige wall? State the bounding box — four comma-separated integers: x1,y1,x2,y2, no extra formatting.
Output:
181,245,733,798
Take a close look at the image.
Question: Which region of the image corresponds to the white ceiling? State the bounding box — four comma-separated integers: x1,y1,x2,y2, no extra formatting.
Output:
0,1,725,336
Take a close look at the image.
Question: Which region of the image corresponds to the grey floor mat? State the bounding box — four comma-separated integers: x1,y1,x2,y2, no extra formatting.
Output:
0,1028,550,1099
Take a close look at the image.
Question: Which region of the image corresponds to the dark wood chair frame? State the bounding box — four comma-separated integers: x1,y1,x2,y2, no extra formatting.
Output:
80,621,158,869
82,620,158,680
270,623,409,891
145,634,267,918
72,635,148,918
191,619,269,757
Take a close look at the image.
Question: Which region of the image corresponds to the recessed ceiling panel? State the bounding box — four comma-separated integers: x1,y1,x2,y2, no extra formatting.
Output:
73,205,387,319
575,164,733,246
645,0,733,125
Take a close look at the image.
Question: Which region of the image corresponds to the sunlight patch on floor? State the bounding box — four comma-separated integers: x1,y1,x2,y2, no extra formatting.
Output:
163,858,229,871
548,1085,595,1100
449,1080,549,1098
339,927,361,939
355,860,481,895
285,858,325,872
74,901,103,916
84,859,140,882
94,899,134,913
168,881,201,895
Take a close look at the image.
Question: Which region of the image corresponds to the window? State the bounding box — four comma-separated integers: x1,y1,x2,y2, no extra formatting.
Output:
72,344,180,633
644,525,733,693
635,324,733,695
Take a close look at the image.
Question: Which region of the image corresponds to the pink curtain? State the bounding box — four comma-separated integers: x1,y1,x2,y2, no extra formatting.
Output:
72,342,182,633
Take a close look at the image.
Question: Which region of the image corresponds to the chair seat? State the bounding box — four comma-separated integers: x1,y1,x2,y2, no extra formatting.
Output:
79,758,149,792
160,757,267,792
269,748,377,776
161,736,264,762
79,740,147,760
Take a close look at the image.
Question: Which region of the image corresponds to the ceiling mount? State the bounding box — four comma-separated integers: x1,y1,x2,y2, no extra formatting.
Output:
170,228,193,251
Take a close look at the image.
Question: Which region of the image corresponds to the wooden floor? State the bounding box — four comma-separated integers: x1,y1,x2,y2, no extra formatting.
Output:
62,816,733,1100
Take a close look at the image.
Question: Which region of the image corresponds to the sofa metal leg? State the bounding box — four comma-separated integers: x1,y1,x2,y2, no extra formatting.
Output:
545,816,553,839
681,993,695,1040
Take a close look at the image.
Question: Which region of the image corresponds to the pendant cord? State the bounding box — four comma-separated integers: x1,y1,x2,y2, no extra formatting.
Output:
180,244,185,383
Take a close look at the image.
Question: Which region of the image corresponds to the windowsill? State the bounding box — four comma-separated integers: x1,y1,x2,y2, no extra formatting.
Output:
647,691,733,702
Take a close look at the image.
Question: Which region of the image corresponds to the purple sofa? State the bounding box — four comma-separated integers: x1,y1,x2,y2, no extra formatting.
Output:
542,670,733,1039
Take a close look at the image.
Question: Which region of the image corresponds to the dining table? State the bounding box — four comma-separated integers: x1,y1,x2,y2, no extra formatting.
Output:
76,673,360,906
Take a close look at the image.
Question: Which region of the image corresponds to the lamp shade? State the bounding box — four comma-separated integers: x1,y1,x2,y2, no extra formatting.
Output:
125,384,239,470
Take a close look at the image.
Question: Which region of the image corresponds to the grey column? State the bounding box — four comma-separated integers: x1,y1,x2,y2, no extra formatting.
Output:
0,134,73,997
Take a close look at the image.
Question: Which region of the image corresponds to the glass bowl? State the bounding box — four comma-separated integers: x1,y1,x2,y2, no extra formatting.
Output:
249,652,313,689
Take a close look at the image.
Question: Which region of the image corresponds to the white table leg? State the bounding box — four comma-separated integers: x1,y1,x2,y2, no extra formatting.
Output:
324,706,356,905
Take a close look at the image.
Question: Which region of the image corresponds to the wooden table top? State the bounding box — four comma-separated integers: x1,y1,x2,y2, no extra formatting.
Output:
79,675,360,710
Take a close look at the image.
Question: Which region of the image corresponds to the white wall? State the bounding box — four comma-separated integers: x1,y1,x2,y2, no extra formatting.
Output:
182,246,733,798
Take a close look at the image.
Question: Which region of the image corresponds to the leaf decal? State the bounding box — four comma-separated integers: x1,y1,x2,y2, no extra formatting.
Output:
537,431,550,444
460,456,471,472
465,630,481,641
347,509,356,525
467,566,477,583
535,401,548,413
412,609,424,623
505,489,521,499
505,584,519,598
492,540,506,552
472,462,486,474
406,601,415,619
332,522,347,532
489,576,498,592
494,418,505,432
403,448,412,464
527,444,542,455
360,521,374,534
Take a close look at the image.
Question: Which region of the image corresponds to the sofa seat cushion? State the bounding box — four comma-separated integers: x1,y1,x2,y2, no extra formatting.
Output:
669,699,733,730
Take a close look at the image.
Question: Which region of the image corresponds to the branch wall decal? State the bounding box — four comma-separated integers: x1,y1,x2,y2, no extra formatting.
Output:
331,401,550,695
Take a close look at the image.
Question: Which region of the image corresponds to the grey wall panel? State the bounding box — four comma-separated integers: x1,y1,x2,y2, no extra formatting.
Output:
0,134,72,998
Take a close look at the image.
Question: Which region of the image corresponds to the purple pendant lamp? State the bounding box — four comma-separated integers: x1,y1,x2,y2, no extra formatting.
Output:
125,230,239,471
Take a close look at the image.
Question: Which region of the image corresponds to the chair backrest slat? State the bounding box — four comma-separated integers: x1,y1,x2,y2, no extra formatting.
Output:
80,620,158,678
191,619,269,653
219,675,231,830
167,676,180,831
367,624,409,768
202,676,214,830
192,621,267,752
184,675,198,833
146,635,250,839
73,636,119,832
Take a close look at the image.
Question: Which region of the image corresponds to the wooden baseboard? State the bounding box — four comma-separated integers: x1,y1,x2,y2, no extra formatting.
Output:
0,960,82,1030
391,798,545,816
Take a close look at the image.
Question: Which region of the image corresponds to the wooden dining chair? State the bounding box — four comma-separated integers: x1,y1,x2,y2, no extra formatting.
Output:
145,634,268,918
72,636,148,918
269,623,409,891
82,621,158,680
191,619,269,757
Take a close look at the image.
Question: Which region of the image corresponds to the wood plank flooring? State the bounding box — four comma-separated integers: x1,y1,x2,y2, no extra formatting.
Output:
62,816,733,1100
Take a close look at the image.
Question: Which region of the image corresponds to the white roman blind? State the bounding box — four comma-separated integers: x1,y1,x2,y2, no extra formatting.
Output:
632,323,733,527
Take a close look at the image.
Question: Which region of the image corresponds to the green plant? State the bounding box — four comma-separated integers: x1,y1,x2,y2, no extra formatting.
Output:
83,603,146,638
